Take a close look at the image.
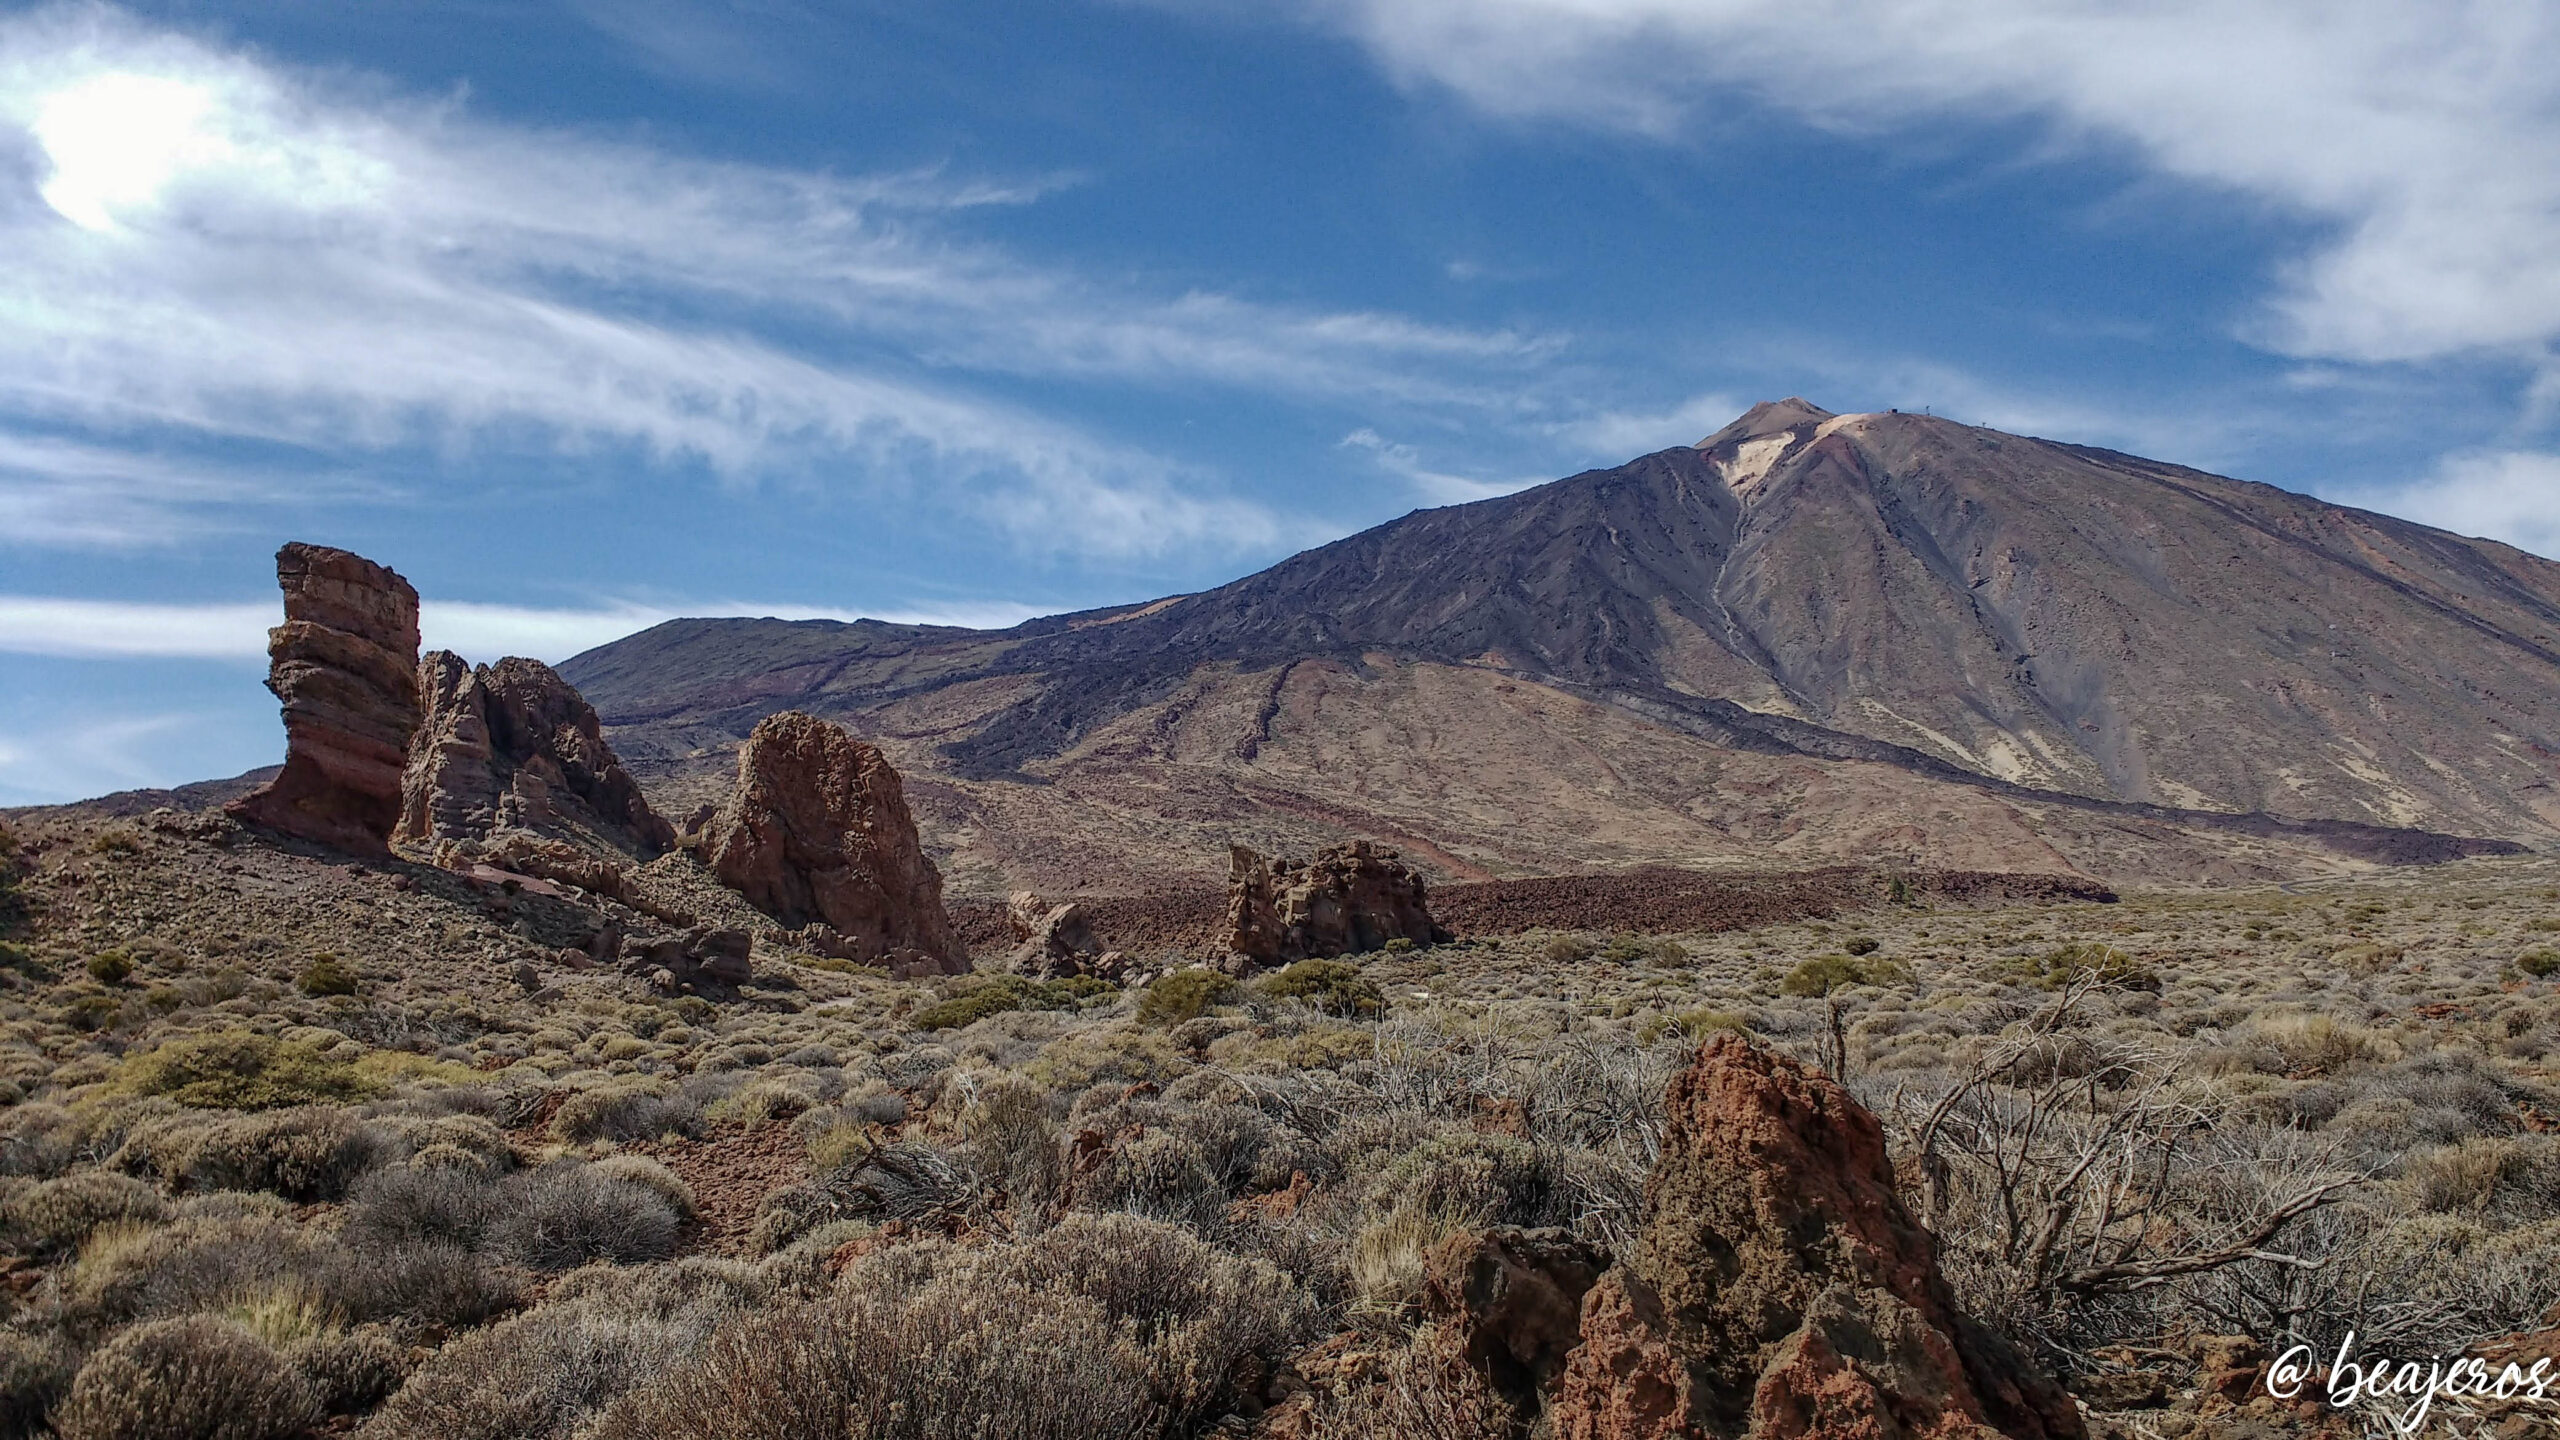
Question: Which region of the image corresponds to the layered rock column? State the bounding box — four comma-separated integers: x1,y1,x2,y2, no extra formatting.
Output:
227,543,423,856
701,711,965,975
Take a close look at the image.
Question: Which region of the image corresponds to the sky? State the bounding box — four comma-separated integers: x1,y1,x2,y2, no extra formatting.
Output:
3,0,2559,803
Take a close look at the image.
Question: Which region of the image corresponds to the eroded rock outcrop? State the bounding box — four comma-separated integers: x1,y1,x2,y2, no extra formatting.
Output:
227,543,422,856
1225,840,1443,967
397,652,673,860
1550,1035,2083,1440
1004,891,1114,978
1423,1226,1613,1414
702,711,965,976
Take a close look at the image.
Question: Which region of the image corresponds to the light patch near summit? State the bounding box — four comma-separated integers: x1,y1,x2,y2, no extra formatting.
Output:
1713,432,1800,496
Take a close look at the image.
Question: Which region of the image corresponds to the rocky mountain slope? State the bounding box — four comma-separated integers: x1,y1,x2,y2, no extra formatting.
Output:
564,401,2558,894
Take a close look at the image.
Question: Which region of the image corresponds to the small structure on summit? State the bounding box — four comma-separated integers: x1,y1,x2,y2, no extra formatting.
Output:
397,652,674,861
227,543,424,856
700,711,967,977
1224,839,1444,967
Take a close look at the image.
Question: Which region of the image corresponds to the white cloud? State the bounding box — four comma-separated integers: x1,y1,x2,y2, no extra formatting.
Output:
1266,0,2560,367
0,711,203,805
2352,450,2560,559
1339,428,1550,504
0,598,271,658
0,6,1566,560
0,592,1059,664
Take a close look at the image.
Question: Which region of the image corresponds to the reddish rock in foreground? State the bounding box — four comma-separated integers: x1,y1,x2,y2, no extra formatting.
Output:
1551,1035,2083,1440
227,543,422,856
397,651,673,860
701,711,965,975
1225,840,1444,968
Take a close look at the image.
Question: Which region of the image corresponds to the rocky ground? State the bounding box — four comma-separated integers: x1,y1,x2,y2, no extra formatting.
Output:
4,801,2560,1436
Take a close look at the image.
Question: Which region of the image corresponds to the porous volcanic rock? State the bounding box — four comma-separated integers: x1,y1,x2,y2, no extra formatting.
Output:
1423,1226,1613,1413
701,711,965,974
397,652,674,860
1550,1034,2083,1440
1225,840,1444,967
227,543,423,856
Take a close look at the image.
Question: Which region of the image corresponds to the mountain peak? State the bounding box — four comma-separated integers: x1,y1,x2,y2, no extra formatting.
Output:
1697,397,1835,450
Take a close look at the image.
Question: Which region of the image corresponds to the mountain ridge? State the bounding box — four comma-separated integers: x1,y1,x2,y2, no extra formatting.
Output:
559,402,2560,893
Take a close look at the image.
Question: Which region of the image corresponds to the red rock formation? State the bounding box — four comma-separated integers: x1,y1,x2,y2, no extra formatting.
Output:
397,652,673,860
701,711,965,974
1225,840,1443,968
1550,1035,2083,1440
227,543,422,856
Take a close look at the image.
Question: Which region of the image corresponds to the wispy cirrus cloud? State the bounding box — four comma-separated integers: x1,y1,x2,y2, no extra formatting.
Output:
0,5,1563,560
1255,0,2560,370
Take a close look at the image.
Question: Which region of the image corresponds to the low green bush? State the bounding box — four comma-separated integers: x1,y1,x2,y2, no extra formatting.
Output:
911,975,1114,1031
116,1032,384,1110
2008,942,2161,993
296,958,359,998
86,951,134,985
2518,949,2560,980
1256,960,1384,1017
1136,969,1238,1027
1780,952,1912,997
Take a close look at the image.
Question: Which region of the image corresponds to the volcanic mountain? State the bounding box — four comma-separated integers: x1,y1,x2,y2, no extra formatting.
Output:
564,401,2560,894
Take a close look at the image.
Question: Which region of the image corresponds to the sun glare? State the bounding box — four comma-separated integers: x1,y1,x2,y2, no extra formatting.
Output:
31,71,226,231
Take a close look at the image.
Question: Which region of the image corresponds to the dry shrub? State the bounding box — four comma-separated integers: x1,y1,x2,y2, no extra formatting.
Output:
2247,1013,2394,1074
1294,1323,1516,1440
50,1315,320,1440
2,1171,167,1253
169,1107,393,1201
548,1083,698,1145
488,1165,683,1271
1079,1129,1223,1228
1349,1202,1471,1315
587,1284,1153,1440
0,1328,71,1440
0,1105,79,1180
364,1290,740,1440
287,1325,409,1414
956,1073,1065,1214
587,1154,697,1221
594,1215,1297,1440
2402,1135,2560,1218
341,1162,502,1250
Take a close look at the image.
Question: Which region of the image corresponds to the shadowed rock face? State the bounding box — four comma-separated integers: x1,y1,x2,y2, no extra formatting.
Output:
701,711,965,974
227,544,422,856
1550,1035,2082,1440
1225,840,1444,967
397,652,673,861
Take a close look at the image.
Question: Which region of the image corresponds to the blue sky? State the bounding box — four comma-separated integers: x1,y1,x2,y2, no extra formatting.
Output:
4,0,2558,803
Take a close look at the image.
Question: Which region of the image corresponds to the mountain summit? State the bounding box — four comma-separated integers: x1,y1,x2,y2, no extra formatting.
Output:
565,404,2557,893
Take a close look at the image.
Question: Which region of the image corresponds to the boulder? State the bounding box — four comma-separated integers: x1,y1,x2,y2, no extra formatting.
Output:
1225,840,1444,967
700,711,966,974
397,652,673,860
1006,894,1102,978
1549,1035,2084,1440
1422,1226,1613,1412
227,543,423,856
619,924,754,991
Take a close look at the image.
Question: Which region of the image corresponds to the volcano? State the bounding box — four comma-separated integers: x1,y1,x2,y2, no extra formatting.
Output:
562,401,2556,893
